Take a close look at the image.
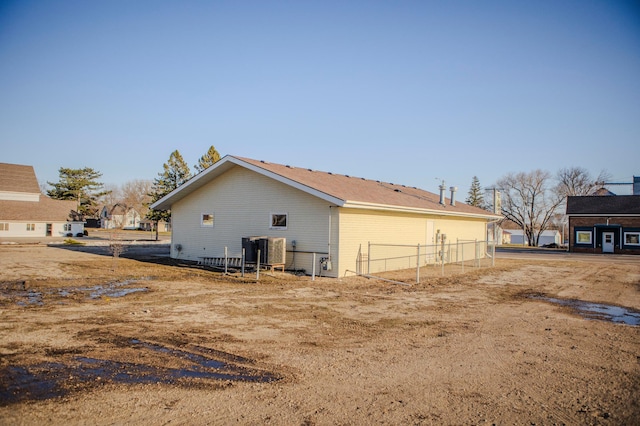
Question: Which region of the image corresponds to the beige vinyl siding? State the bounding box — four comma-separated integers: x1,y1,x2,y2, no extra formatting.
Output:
171,166,333,274
336,208,488,276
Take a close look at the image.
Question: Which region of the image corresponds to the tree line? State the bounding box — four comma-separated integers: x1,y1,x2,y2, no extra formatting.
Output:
46,148,609,246
45,145,221,235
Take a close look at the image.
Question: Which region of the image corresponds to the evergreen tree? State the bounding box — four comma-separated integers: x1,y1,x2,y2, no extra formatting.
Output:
47,167,109,217
465,176,485,208
147,150,192,239
195,145,221,173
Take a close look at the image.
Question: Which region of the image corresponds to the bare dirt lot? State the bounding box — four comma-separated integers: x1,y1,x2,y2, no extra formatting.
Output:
1,244,639,425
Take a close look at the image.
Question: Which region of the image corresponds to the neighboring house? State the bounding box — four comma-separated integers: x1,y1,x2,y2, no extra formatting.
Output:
505,229,562,246
139,219,171,232
566,195,640,255
100,204,141,229
0,163,84,238
151,155,501,278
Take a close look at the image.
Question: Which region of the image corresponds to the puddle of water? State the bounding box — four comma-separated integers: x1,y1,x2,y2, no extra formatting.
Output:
0,364,67,403
0,340,280,405
530,296,640,326
1,279,149,305
15,290,44,306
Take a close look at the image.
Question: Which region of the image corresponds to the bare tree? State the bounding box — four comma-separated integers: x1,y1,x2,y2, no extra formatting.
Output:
108,229,126,271
497,170,564,246
99,184,122,207
121,179,152,219
555,167,610,197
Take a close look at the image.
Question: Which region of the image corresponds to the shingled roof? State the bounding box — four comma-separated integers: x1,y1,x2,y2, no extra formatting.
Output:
566,195,640,215
0,162,77,222
152,155,499,219
0,197,77,221
0,163,41,194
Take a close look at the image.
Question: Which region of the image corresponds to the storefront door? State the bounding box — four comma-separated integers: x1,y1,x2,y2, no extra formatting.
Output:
602,232,615,253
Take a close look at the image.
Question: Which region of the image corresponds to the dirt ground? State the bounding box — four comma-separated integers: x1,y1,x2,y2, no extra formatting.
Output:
0,243,639,425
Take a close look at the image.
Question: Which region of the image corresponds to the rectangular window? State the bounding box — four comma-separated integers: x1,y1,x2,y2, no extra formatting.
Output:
270,213,288,230
624,232,640,246
576,230,592,244
26,223,35,231
64,223,71,232
201,213,214,227
0,223,8,231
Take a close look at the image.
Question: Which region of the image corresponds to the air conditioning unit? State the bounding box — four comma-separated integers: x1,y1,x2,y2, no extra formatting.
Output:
242,236,265,263
242,236,286,265
266,237,286,264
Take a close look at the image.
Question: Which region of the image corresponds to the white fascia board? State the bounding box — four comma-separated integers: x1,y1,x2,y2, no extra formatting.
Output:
342,200,502,220
150,156,346,210
0,191,40,201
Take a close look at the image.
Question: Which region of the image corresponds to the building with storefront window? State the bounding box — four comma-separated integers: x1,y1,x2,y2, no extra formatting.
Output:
566,195,640,255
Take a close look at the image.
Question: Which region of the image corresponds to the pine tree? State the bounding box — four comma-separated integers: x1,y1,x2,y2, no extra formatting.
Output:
465,176,485,209
195,145,221,173
147,150,192,239
47,167,109,217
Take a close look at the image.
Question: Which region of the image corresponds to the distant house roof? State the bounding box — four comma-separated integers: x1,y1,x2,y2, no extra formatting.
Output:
151,155,500,219
591,187,617,196
566,196,640,215
0,163,41,194
0,162,78,222
0,197,77,221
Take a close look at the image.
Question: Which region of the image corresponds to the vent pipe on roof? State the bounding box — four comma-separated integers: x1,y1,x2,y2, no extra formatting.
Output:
439,181,446,205
449,186,458,206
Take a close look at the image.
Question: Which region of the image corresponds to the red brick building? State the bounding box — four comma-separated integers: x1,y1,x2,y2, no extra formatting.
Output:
566,196,640,255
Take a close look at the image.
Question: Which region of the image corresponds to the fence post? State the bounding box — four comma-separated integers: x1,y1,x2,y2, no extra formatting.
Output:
492,240,495,267
256,249,261,280
224,246,228,275
241,248,245,277
461,242,464,273
367,241,371,276
441,239,445,276
474,239,478,267
416,244,420,284
312,253,316,281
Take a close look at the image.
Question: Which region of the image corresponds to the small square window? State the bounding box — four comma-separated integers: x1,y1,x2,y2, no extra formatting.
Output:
270,213,288,229
201,213,214,227
0,223,8,231
576,231,592,244
26,223,35,231
624,232,640,246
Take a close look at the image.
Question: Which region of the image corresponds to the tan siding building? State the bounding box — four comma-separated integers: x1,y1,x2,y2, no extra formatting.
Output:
151,155,501,278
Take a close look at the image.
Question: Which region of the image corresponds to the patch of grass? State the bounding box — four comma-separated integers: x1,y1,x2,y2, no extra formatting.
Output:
63,238,85,246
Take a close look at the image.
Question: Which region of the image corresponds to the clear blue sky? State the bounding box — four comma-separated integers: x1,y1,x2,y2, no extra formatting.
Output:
1,0,639,197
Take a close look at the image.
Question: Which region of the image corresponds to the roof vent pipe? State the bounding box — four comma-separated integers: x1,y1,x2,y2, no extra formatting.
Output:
449,186,458,206
439,181,446,205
